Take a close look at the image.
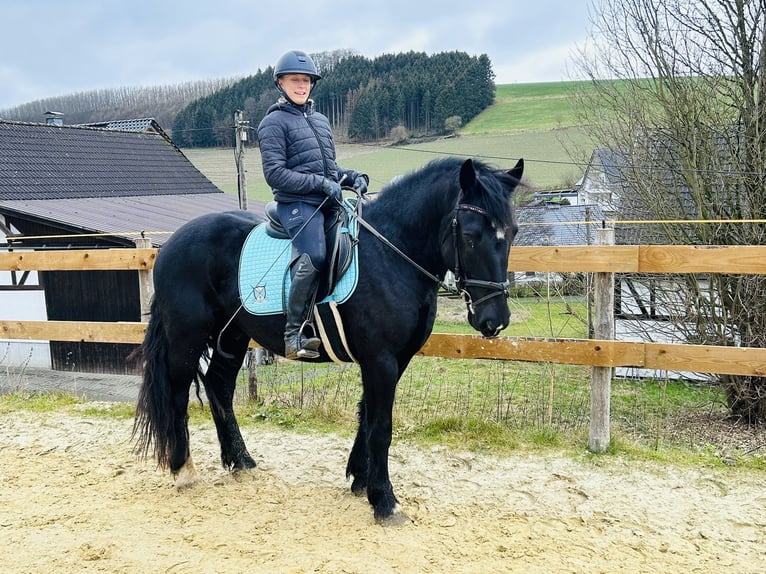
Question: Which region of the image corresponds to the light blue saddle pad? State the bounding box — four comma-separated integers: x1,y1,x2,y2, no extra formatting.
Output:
238,220,359,316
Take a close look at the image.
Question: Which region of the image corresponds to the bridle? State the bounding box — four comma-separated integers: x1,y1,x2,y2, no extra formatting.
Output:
352,198,510,314
448,203,511,315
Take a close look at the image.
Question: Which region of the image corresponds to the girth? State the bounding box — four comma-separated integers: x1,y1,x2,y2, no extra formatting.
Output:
264,201,356,298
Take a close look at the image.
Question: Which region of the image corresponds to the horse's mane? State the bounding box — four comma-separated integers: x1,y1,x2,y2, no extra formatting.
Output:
368,157,516,231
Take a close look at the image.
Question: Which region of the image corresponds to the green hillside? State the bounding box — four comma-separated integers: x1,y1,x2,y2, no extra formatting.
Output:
185,81,597,203
463,81,593,133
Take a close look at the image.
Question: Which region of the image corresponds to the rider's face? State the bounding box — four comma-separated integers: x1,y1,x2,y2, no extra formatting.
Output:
279,74,312,105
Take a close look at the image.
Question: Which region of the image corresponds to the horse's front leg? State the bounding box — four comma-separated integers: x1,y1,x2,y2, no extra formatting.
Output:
359,359,401,521
203,336,256,472
346,396,368,495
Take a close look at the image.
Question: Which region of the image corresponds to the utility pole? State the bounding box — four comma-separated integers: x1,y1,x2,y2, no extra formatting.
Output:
234,110,249,210
234,110,274,396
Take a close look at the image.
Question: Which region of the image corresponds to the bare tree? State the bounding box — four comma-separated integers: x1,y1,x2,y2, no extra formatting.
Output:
573,0,766,422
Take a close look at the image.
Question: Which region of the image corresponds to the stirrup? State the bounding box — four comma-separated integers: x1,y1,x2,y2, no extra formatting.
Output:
285,333,321,360
296,347,320,359
297,332,321,358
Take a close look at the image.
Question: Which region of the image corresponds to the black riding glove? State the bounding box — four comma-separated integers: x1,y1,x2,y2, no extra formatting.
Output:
322,178,342,202
353,174,369,196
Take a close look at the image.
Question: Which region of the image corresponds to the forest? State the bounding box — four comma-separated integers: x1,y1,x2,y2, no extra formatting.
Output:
0,50,495,148
172,50,495,147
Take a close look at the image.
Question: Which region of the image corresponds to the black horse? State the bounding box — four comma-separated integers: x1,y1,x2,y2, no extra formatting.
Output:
133,156,524,521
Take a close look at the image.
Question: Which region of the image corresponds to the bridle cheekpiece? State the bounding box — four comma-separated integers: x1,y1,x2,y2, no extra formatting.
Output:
450,203,510,315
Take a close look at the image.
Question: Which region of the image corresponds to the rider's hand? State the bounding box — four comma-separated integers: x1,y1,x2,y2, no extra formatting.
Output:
353,174,369,196
321,178,342,201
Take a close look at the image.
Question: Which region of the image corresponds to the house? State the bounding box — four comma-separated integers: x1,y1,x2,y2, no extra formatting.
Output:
513,201,604,286
0,118,261,373
576,146,712,380
575,148,627,219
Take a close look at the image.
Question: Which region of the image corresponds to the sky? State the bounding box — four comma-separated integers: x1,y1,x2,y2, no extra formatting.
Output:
0,0,593,111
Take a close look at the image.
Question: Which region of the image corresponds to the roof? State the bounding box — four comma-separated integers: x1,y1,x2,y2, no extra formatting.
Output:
515,203,605,247
0,194,252,246
583,148,628,188
0,119,260,246
0,119,223,200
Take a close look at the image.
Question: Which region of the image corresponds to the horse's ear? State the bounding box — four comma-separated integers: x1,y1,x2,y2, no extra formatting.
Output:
507,158,524,183
459,159,477,194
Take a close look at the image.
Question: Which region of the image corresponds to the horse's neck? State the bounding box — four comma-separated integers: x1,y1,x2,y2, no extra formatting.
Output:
365,193,452,275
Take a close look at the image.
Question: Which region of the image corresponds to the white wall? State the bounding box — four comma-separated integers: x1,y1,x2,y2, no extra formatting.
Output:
1,223,52,368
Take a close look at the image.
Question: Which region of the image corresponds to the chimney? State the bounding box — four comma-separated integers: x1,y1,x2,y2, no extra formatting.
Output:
44,111,64,126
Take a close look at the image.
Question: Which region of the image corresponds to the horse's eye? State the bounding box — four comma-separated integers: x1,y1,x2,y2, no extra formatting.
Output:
462,234,478,249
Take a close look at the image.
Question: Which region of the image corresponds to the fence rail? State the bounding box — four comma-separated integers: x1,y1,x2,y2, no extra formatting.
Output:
3,244,766,273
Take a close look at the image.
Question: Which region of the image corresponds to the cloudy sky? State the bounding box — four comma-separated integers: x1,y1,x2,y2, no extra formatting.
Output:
0,0,593,110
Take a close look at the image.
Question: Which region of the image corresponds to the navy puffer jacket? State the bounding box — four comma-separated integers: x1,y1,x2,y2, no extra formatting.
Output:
257,99,364,205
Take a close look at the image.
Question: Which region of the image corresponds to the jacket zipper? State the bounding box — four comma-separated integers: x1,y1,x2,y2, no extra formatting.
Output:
303,109,331,179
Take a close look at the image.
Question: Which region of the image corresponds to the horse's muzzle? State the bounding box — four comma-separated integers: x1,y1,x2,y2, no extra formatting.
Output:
468,310,510,338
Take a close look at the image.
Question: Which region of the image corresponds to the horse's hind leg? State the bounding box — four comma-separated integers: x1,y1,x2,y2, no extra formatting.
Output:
134,304,207,489
166,334,208,488
203,330,256,472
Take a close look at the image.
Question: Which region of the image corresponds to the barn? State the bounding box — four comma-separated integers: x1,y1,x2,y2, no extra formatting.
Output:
0,117,261,374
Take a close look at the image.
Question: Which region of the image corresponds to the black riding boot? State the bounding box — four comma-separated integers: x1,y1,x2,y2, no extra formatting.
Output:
284,253,322,360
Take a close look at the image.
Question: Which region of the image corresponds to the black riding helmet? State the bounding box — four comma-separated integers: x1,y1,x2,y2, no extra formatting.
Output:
273,50,321,91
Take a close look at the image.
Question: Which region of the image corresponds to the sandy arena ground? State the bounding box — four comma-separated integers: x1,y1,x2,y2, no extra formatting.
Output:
1,407,765,573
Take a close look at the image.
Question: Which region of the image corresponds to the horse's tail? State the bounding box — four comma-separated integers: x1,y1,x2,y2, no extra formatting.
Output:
131,301,179,469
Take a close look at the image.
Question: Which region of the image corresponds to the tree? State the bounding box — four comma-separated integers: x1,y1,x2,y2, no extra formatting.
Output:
573,0,766,422
444,115,462,134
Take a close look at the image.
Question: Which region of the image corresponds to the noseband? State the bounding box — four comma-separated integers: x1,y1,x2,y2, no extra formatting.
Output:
449,204,510,314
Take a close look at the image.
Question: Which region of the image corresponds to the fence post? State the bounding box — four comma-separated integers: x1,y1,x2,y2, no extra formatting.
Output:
134,237,154,322
589,226,615,453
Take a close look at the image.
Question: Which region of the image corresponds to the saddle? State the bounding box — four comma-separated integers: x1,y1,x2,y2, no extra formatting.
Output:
263,201,356,299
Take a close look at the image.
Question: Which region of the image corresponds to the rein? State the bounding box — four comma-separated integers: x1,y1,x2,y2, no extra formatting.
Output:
350,200,510,311
352,210,455,293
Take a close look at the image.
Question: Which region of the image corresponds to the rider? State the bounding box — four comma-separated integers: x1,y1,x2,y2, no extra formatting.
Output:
257,50,368,360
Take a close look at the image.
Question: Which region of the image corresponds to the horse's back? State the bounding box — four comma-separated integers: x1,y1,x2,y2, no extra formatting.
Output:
159,210,260,258
154,210,263,298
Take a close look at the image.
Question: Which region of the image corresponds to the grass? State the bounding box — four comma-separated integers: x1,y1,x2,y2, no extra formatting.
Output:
181,80,598,205
463,82,593,134
5,357,762,471
434,295,588,338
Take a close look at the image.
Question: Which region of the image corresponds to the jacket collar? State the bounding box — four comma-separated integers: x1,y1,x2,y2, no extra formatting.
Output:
269,96,314,115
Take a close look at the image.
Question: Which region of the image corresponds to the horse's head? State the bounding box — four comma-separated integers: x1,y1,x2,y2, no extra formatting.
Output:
443,158,524,337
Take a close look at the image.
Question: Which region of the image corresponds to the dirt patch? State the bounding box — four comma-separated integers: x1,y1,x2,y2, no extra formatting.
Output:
1,408,765,573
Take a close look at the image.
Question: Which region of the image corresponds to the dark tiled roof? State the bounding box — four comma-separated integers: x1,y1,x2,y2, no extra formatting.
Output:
0,120,222,200
0,119,263,247
591,148,628,187
515,204,605,247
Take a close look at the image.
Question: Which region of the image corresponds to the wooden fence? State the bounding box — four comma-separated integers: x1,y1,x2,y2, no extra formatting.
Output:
3,240,766,451
3,243,766,375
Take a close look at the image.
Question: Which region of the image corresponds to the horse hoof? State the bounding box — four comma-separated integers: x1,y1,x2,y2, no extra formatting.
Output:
350,477,367,496
375,506,411,527
173,458,199,490
231,467,257,482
